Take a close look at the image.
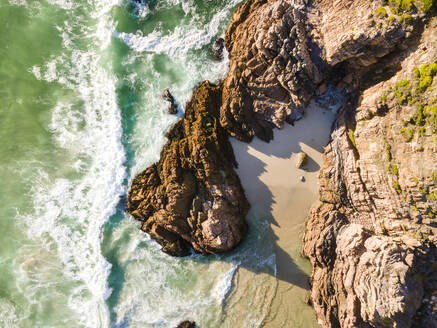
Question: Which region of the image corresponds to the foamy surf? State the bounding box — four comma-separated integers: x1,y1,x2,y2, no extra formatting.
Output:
116,0,242,57
14,0,125,327
1,0,282,327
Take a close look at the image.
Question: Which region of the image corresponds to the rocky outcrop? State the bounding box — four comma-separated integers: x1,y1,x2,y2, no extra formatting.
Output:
128,0,326,256
303,6,437,327
162,89,178,115
220,0,323,142
127,81,249,256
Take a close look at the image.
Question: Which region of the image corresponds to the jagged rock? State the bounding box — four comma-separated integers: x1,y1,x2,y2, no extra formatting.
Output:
128,81,249,256
220,0,324,142
162,88,175,103
176,321,196,328
296,152,308,169
313,0,424,67
162,89,179,115
304,14,437,328
211,37,225,61
168,103,178,115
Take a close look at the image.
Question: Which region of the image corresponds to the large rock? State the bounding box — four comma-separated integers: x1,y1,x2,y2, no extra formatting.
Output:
127,81,249,256
220,0,324,142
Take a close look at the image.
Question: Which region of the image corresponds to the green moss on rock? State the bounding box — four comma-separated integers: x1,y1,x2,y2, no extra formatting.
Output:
377,6,388,17
394,80,412,104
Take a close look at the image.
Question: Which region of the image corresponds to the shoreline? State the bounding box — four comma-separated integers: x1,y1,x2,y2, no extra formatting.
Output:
225,101,335,327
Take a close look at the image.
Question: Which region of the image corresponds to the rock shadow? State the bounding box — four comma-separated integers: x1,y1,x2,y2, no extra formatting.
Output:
205,103,334,289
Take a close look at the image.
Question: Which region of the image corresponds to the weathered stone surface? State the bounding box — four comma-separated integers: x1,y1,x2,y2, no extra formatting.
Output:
304,13,437,328
220,0,323,142
313,0,422,67
127,81,249,256
211,37,225,61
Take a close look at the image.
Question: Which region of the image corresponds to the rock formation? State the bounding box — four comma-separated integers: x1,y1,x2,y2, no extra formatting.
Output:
128,0,437,325
211,37,225,61
162,88,178,115
302,1,437,327
128,82,249,256
296,151,308,169
220,0,323,142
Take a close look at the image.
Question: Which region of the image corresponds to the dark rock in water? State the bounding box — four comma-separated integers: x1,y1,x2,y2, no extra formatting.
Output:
163,89,178,115
127,81,249,257
211,37,225,61
177,321,196,328
162,88,175,103
168,103,178,115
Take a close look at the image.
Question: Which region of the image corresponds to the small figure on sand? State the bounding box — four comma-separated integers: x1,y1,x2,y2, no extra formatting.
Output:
162,89,178,115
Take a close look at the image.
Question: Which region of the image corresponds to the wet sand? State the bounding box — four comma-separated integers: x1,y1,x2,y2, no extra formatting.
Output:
224,102,335,327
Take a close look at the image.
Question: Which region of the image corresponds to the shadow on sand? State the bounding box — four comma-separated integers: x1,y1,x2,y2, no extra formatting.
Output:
218,102,335,289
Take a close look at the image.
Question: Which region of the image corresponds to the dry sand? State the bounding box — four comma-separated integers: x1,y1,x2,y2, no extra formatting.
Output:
223,102,335,327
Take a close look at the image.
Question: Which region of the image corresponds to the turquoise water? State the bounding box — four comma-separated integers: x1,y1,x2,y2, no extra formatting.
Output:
0,0,280,327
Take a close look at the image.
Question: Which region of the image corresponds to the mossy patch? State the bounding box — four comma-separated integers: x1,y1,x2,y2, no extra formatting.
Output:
400,13,413,23
425,105,437,133
387,15,396,27
420,0,436,12
393,180,402,194
390,164,399,176
412,103,426,125
384,140,392,161
394,80,412,104
416,63,437,93
389,0,415,14
400,127,414,142
377,6,388,17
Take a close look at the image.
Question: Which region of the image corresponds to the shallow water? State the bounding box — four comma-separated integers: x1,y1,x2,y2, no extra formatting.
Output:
0,0,327,327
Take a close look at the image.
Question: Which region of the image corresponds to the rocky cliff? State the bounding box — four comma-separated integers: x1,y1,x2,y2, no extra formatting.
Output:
128,0,437,326
301,1,437,327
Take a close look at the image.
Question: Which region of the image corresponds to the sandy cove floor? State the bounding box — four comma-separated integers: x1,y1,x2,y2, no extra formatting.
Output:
223,102,335,328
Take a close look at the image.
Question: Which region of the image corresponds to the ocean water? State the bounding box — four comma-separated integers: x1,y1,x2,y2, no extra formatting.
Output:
0,0,284,327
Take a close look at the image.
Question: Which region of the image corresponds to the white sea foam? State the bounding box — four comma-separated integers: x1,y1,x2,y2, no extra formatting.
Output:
109,220,239,327
16,0,126,327
7,0,278,327
116,0,242,57
0,299,19,328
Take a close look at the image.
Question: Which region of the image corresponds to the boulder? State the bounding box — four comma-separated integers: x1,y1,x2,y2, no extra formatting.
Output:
296,152,308,169
211,37,225,61
127,81,249,256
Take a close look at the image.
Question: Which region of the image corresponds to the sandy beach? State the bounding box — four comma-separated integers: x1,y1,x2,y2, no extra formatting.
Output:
223,102,335,327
